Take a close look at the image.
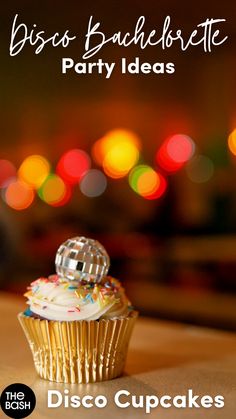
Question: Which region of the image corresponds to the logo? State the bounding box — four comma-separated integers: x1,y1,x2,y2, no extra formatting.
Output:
0,383,36,418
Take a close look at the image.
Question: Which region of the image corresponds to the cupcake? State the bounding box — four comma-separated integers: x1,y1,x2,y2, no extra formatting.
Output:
18,236,137,383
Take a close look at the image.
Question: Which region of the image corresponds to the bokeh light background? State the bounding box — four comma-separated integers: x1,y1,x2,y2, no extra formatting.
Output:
1,0,236,329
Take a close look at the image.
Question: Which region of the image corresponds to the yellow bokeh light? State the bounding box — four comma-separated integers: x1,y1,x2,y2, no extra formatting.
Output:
18,155,50,188
103,141,139,178
39,175,66,205
228,129,236,156
92,129,141,172
137,170,160,196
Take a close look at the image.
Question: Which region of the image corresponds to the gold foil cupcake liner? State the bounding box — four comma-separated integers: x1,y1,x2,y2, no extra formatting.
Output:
18,312,138,383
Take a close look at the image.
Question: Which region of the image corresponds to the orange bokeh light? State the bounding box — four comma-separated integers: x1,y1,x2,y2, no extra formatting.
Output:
144,173,167,200
228,129,236,156
4,180,35,210
39,174,71,206
137,170,160,196
18,155,50,188
129,164,167,200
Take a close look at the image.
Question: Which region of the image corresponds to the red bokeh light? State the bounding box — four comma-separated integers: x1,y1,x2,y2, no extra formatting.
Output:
0,160,16,187
156,144,184,173
56,149,91,184
51,183,72,207
143,173,168,200
156,134,195,173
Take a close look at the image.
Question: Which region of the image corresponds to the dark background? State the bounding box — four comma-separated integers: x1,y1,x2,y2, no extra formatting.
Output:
1,0,236,329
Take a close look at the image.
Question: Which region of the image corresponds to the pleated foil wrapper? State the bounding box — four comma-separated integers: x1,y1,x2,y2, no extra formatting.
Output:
18,311,138,383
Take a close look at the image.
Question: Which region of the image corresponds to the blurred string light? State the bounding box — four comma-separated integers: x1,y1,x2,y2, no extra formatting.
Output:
186,155,214,183
80,169,107,197
57,149,91,184
0,130,203,209
3,179,35,210
129,165,167,200
38,174,71,206
92,129,141,178
0,159,17,188
18,155,50,188
156,134,195,173
228,129,236,156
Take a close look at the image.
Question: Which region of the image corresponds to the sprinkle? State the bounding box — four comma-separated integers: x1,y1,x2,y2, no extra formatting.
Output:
68,285,77,290
97,298,103,309
83,293,94,304
68,309,75,313
99,290,105,301
48,274,59,282
32,285,40,293
92,285,99,299
75,306,80,312
75,290,86,299
30,279,40,286
37,277,49,283
42,306,47,309
100,288,112,299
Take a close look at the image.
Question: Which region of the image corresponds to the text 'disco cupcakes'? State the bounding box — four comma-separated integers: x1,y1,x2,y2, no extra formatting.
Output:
18,236,138,383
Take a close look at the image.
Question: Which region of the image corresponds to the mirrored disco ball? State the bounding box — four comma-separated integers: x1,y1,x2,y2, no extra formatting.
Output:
55,236,110,282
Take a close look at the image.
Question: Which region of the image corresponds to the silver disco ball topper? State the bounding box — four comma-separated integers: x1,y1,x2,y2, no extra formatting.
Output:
55,236,110,282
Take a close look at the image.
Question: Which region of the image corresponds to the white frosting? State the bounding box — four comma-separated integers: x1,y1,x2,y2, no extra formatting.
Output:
25,276,130,321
